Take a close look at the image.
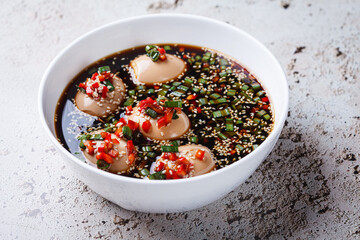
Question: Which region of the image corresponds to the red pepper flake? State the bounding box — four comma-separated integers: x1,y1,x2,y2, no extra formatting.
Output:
195,150,205,160
91,82,99,89
186,94,197,100
108,149,119,158
98,143,106,153
125,105,133,115
84,140,95,155
100,132,109,139
96,152,113,164
127,140,136,165
142,120,151,133
154,85,160,90
98,75,105,82
214,87,223,93
176,165,186,178
117,118,127,126
158,48,165,54
159,54,167,61
261,97,269,102
91,72,98,80
155,161,165,172
114,127,122,137
251,107,259,113
112,138,120,144
162,153,169,159
230,149,236,155
169,153,177,161
79,83,86,89
127,119,138,131
179,47,185,52
102,86,108,98
157,116,167,129
196,107,202,113
262,104,269,110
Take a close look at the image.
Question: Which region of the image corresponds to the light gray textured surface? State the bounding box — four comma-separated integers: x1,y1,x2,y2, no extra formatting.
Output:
1,0,359,239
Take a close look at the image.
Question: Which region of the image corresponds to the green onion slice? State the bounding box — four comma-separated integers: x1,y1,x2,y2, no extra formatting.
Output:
97,160,110,170
165,100,182,108
145,108,158,119
148,172,166,180
122,126,132,140
161,145,179,152
98,66,110,73
104,79,115,91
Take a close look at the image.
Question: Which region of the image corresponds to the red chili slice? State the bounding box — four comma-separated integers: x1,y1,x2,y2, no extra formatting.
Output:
91,82,99,89
97,152,113,164
142,120,151,133
155,161,164,172
186,94,197,100
91,72,98,80
102,86,108,98
100,132,109,139
195,150,205,160
84,140,95,155
108,149,119,158
157,116,167,129
176,165,187,178
158,48,165,54
78,83,86,89
169,153,177,161
125,106,133,115
127,140,136,165
117,118,127,126
127,119,138,131
159,54,166,61
114,127,122,137
98,143,106,153
98,75,105,82
261,97,269,102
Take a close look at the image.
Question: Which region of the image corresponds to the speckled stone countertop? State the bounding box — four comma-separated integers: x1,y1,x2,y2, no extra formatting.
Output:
1,0,359,239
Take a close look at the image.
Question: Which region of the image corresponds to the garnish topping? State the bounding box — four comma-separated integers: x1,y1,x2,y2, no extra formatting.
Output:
145,45,167,62
77,66,114,99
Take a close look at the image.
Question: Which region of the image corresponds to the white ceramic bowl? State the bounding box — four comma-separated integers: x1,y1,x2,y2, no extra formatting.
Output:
39,14,288,213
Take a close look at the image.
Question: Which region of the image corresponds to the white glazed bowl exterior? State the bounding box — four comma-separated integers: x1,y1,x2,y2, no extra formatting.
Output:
39,14,288,213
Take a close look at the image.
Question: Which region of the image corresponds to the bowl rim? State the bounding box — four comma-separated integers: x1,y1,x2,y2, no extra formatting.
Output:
38,13,288,185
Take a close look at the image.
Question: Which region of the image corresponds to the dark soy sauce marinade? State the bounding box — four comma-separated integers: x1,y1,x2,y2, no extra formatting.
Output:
55,44,273,178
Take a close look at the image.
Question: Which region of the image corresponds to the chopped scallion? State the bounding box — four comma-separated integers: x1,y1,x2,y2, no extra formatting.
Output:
218,132,228,140
165,100,182,108
122,126,132,140
140,168,150,176
104,80,115,91
145,108,158,119
190,136,199,143
97,160,110,170
161,145,179,152
98,66,110,73
164,45,172,51
227,89,237,96
210,93,221,99
123,98,134,107
148,172,166,180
